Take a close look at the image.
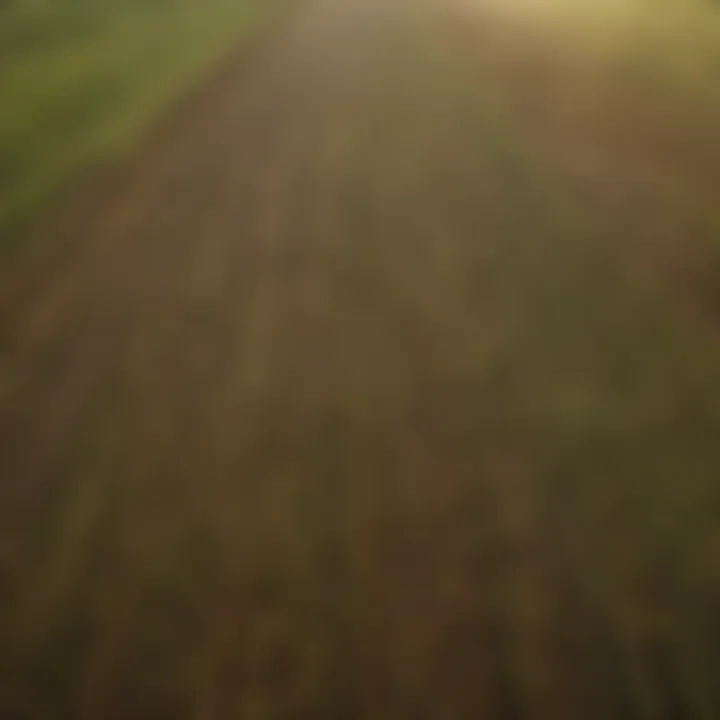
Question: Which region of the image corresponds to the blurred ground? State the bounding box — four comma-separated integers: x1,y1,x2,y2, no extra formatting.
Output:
2,0,720,717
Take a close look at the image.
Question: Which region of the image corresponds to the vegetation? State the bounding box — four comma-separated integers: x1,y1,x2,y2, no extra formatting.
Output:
465,0,720,319
0,0,276,250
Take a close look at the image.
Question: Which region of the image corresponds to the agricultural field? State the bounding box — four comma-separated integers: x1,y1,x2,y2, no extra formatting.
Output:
1,0,720,717
0,0,279,249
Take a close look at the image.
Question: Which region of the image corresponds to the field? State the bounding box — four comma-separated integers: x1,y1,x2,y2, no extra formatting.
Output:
0,0,279,249
2,0,720,717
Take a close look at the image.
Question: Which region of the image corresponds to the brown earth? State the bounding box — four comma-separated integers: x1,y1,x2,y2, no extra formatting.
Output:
2,0,720,717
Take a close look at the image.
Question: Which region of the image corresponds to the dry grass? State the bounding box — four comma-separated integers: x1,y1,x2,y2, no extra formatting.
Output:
452,0,720,322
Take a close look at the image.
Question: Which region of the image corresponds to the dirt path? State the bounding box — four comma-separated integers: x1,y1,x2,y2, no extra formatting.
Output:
2,0,720,717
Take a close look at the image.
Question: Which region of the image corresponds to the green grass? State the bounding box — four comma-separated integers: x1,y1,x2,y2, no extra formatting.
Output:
0,0,278,252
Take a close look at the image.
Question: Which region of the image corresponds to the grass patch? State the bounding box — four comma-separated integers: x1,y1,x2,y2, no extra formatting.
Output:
0,0,280,253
